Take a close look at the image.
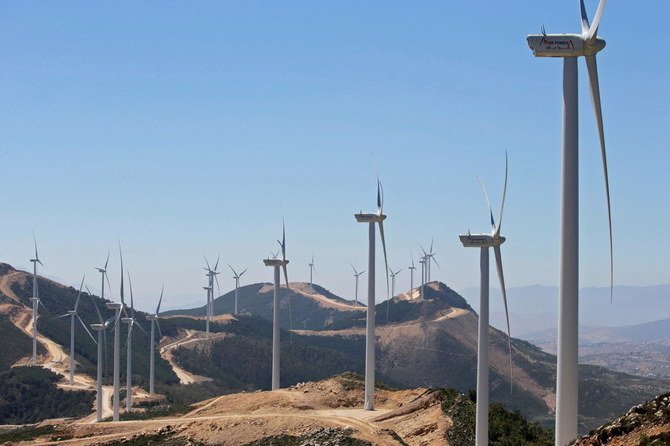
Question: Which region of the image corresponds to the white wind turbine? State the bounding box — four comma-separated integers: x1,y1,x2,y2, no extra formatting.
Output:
351,265,365,307
56,276,96,386
418,256,426,299
408,257,416,293
29,234,45,365
203,256,220,334
228,265,247,315
459,155,513,446
89,287,108,422
95,253,112,379
263,222,292,390
527,1,614,443
106,243,126,421
308,252,316,293
354,176,390,410
421,240,439,283
390,268,402,299
122,272,147,413
147,285,164,396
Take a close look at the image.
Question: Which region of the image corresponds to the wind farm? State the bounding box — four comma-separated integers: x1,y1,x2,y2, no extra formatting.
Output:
1,1,668,445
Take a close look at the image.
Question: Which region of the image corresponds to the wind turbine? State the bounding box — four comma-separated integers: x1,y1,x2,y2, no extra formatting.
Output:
106,242,126,421
89,287,108,422
122,272,146,413
426,240,439,282
390,268,402,299
408,257,416,292
354,176,390,410
262,222,291,390
351,265,365,307
527,2,614,443
203,256,220,334
228,265,247,315
56,276,96,386
147,285,164,396
95,252,112,379
29,234,44,365
459,156,513,446
418,257,426,299
308,252,316,293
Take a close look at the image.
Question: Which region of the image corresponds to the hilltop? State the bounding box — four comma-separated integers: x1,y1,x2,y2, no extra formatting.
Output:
163,281,364,330
0,373,554,446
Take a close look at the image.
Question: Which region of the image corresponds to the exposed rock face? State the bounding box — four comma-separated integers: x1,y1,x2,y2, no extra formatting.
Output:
572,392,670,445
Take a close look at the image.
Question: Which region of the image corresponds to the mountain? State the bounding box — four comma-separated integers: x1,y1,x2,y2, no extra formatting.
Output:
2,260,668,436
0,262,180,387
460,284,670,336
162,281,364,330
169,281,670,433
525,318,670,379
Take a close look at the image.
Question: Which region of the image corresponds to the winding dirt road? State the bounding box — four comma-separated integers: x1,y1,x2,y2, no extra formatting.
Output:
160,330,216,384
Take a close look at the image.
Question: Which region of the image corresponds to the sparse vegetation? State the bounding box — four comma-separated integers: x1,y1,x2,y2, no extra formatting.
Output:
242,428,373,446
0,424,56,443
0,367,94,424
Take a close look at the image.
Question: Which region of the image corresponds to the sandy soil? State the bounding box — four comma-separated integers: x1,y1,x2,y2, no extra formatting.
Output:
22,376,452,446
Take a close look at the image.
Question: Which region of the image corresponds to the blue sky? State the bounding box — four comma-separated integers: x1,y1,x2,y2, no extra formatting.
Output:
1,1,668,311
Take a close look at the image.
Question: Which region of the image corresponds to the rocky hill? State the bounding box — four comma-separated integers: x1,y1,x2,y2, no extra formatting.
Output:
0,373,554,446
162,281,364,330
572,392,670,445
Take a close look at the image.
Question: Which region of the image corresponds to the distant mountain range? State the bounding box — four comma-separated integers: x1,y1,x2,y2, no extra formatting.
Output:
459,284,670,335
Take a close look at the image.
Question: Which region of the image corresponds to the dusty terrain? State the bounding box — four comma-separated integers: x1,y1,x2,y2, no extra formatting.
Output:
16,375,451,446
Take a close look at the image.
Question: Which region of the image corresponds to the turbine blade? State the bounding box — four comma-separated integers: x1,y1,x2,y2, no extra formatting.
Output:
55,313,70,319
360,270,365,276
203,255,211,272
496,152,509,237
579,0,591,36
105,273,113,298
104,251,110,270
477,176,496,231
135,319,148,335
74,275,85,312
351,264,357,275
376,177,384,216
493,245,513,394
128,272,135,317
87,286,105,324
282,263,293,338
429,238,434,253
77,314,97,343
587,0,607,41
33,232,39,262
227,264,238,277
156,285,164,315
214,255,220,271
239,268,247,277
585,54,614,303
378,220,391,322
155,319,163,339
118,241,125,305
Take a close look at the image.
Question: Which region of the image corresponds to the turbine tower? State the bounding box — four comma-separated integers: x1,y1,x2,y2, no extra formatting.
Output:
122,272,146,413
228,265,247,315
308,252,315,293
89,288,107,422
408,257,416,292
354,177,390,410
351,265,365,307
527,2,614,443
56,276,96,386
29,235,44,365
147,285,164,396
418,257,426,299
263,222,291,391
390,268,402,299
459,155,513,446
106,243,126,421
203,256,220,334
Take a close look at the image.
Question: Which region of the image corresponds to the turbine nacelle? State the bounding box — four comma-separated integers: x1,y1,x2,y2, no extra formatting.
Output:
263,258,289,267
459,234,506,249
354,213,387,223
527,34,605,58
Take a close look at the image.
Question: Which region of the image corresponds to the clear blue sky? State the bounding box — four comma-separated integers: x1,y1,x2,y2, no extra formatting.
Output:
1,1,668,312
